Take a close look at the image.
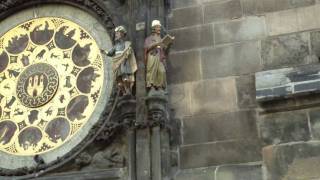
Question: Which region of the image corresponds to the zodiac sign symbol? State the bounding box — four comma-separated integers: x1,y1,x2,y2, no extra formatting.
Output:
27,75,45,97
5,97,16,109
64,76,72,88
36,49,46,60
50,53,60,59
20,54,30,66
8,69,20,78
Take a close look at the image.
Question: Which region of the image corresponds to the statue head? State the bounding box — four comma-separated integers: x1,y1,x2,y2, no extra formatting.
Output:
151,20,161,34
115,26,127,40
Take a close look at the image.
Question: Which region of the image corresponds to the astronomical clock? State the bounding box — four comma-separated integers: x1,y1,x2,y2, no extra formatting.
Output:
0,17,105,155
0,3,114,175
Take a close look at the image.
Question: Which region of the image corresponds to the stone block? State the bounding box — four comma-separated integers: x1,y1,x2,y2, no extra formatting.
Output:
308,108,320,139
265,8,299,36
261,33,311,70
171,0,199,9
175,166,216,180
188,78,238,115
201,41,262,79
182,110,258,145
256,64,320,101
203,0,242,23
241,0,264,15
297,5,320,32
169,6,203,30
263,141,320,180
179,139,261,169
214,17,266,45
240,0,263,16
216,164,262,180
259,111,310,145
170,24,214,51
261,0,315,13
236,75,257,108
311,31,320,58
167,50,201,84
167,83,191,118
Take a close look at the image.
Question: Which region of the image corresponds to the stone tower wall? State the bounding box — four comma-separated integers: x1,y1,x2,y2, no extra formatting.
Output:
167,0,320,179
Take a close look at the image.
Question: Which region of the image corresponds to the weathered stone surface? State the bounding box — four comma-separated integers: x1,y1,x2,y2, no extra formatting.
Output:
189,78,238,115
256,64,320,101
168,50,201,84
167,83,191,118
201,41,262,79
174,166,216,180
263,141,320,180
311,31,320,58
216,164,262,180
35,169,124,180
182,110,258,145
297,5,320,32
171,0,199,9
203,0,242,23
259,111,310,145
308,108,320,139
265,8,299,36
168,6,203,30
241,0,263,15
214,17,266,45
261,33,312,70
262,0,315,13
180,139,261,169
265,4,320,36
236,75,257,108
170,24,214,51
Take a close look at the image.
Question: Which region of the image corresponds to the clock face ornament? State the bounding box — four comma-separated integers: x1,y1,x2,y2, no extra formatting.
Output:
0,17,104,156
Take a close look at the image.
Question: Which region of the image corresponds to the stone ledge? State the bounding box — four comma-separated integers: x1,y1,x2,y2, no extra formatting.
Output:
29,168,124,180
256,63,320,102
216,163,262,180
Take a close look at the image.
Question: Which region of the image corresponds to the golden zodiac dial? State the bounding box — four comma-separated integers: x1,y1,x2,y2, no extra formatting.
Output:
0,17,104,156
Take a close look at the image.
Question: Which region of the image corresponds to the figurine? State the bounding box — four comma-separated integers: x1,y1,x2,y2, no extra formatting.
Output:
144,20,174,92
102,26,137,96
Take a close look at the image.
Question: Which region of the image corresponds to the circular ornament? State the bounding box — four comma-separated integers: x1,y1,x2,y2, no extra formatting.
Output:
0,17,105,156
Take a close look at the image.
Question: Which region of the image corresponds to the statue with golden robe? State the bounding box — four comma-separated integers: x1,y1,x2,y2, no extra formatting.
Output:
102,26,137,96
144,20,174,93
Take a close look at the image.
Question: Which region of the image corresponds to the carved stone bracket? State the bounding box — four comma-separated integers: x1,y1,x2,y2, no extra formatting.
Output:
96,95,136,141
146,95,169,130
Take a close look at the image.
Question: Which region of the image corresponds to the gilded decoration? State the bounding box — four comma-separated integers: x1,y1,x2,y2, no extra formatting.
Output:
0,17,104,156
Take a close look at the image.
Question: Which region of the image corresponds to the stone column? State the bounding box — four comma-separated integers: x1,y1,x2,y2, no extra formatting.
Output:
147,95,170,180
128,0,150,179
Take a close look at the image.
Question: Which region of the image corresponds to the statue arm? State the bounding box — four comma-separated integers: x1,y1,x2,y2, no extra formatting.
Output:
101,47,115,57
107,48,116,57
145,42,163,52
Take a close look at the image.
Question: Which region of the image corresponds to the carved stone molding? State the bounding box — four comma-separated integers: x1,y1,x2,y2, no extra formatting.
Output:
96,95,136,141
0,0,115,36
146,95,169,129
